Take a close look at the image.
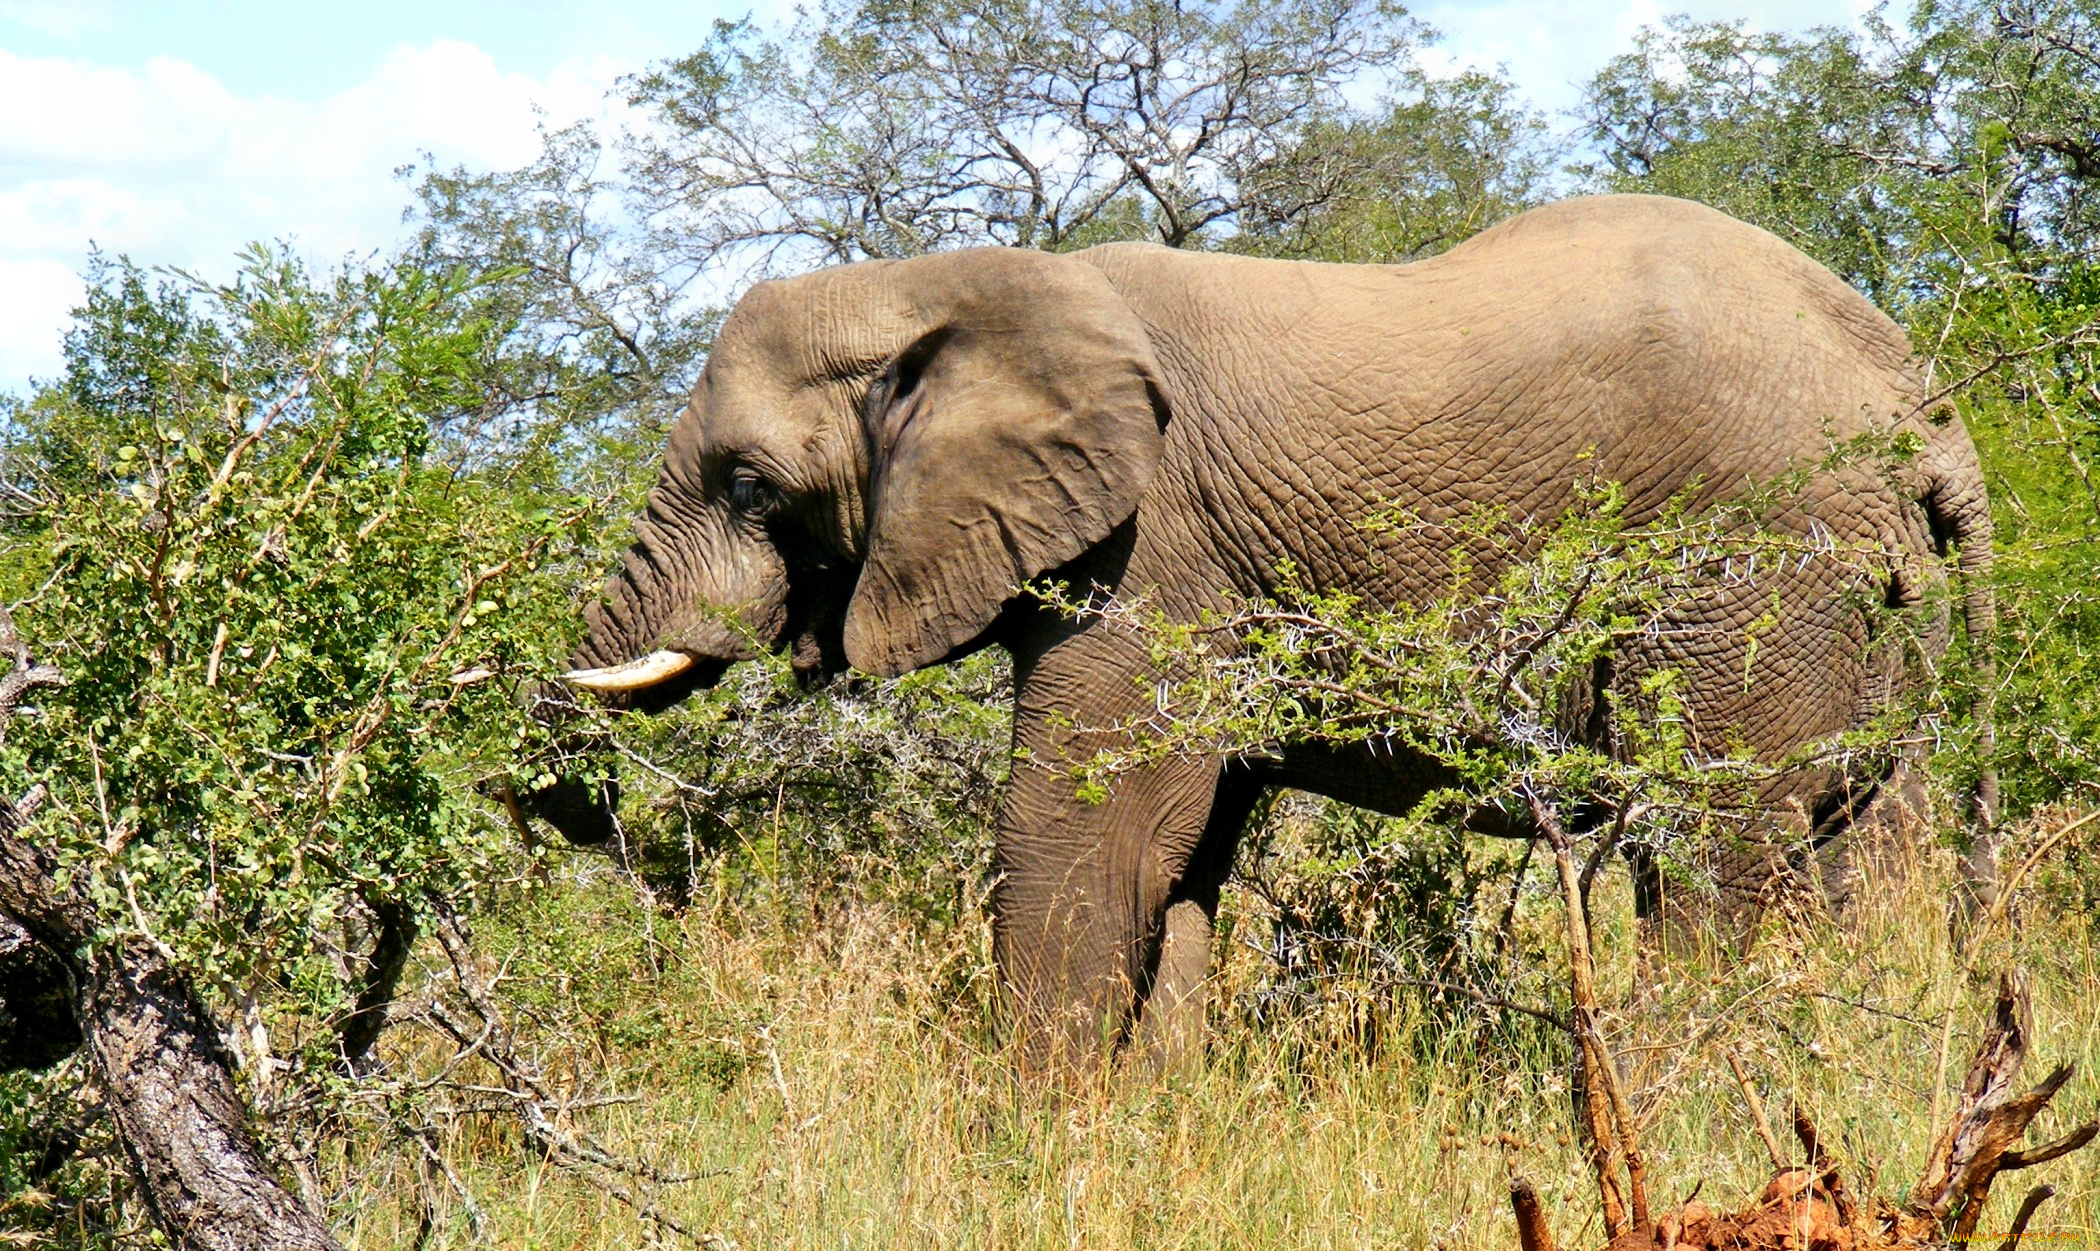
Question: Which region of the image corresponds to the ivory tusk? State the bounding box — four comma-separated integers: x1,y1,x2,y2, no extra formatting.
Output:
448,667,496,686
558,649,695,693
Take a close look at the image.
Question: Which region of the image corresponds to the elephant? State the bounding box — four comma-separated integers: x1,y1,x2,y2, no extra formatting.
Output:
528,194,1995,1070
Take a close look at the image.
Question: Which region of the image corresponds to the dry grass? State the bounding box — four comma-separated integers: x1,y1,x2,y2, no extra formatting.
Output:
323,841,2100,1251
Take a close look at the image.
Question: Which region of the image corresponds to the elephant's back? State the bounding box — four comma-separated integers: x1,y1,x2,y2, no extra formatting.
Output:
1087,197,1947,606
1368,194,1936,524
1093,195,1931,486
1429,194,1920,388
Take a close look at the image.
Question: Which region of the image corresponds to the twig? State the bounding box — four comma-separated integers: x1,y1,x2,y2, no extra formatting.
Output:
415,909,723,1245
1509,1176,1558,1251
1995,1185,2053,1251
205,620,229,688
1792,1106,1827,1171
1725,1051,1787,1172
1492,837,1536,963
759,1023,796,1123
1984,809,2100,937
411,1126,485,1242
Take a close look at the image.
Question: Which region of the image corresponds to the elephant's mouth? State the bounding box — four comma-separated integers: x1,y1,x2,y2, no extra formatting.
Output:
523,651,727,847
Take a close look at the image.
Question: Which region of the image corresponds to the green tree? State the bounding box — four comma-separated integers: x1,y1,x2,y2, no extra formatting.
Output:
1577,17,1903,298
1233,68,1557,262
0,249,612,1175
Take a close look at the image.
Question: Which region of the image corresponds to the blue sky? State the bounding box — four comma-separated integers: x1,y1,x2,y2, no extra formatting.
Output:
0,1,747,96
0,0,1883,393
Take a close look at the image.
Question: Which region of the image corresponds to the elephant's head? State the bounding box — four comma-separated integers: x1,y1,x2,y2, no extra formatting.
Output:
528,247,1170,844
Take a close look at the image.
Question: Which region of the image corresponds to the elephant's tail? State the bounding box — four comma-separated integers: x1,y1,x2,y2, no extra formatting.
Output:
1923,449,2000,833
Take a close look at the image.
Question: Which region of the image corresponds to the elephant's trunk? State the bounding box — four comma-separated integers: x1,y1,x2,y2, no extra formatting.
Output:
521,494,785,846
572,494,780,703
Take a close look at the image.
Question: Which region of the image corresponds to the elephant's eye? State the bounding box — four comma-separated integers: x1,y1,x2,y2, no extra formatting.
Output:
727,466,778,515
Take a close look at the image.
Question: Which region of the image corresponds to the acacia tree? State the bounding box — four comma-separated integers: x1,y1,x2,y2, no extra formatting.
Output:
403,122,717,457
403,0,1553,415
617,0,1542,266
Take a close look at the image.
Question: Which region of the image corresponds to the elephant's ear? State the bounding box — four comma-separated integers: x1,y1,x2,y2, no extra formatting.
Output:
843,249,1167,677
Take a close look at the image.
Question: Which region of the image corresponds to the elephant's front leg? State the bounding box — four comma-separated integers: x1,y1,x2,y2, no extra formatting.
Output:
994,632,1234,1076
1130,763,1262,1075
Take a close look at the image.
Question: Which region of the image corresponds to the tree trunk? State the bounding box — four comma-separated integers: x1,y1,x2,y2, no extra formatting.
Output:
0,799,344,1251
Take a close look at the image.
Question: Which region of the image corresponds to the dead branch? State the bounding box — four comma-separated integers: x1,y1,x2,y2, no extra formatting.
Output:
1996,1185,2053,1251
1528,966,2095,1251
335,892,418,1072
1910,968,2087,1242
1792,1106,1826,1171
0,606,62,742
1998,1121,2098,1170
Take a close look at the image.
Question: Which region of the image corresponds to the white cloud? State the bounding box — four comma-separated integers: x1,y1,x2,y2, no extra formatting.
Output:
0,54,235,176
0,257,81,388
0,39,626,393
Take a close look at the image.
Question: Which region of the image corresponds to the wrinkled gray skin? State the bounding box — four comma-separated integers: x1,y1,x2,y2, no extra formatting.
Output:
534,196,1994,1071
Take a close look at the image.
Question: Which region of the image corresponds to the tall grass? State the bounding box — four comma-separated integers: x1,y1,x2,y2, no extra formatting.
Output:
325,834,2100,1250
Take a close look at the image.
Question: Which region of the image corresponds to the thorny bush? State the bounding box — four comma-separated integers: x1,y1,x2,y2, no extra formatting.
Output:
1041,446,1982,1053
